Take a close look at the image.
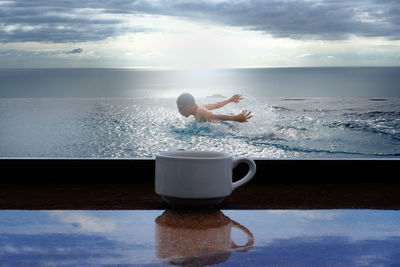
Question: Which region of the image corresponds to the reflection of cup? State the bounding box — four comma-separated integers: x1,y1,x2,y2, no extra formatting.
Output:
155,210,254,266
155,151,256,208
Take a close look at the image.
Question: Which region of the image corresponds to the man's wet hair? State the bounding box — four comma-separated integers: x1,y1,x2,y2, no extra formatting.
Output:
177,93,195,106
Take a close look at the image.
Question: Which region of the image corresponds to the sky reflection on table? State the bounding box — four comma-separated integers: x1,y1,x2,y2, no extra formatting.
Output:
0,209,399,266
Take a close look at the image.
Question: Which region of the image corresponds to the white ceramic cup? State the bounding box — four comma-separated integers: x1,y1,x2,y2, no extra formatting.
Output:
155,151,256,207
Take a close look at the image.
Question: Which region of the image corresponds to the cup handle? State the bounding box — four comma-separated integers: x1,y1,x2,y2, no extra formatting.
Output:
230,220,255,252
232,157,256,190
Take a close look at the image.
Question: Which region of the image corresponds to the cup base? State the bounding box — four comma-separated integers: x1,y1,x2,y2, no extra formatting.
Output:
161,196,226,209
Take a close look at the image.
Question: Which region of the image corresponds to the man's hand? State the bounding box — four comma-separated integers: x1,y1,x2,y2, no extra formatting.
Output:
235,109,252,122
230,94,244,103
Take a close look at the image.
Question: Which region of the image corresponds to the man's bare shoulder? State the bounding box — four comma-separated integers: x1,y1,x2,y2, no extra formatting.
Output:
196,105,213,115
194,105,215,122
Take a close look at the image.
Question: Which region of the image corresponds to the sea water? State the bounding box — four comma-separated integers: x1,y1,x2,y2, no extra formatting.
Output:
0,68,399,158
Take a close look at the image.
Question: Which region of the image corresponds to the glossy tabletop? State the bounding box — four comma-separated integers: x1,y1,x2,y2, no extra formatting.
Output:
1,209,399,266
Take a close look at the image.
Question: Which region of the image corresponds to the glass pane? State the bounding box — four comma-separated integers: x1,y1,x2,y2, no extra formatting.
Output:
1,209,400,265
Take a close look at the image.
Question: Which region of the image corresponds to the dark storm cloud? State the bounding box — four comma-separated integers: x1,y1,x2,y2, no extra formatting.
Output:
0,0,145,43
143,0,400,40
1,25,119,43
1,0,400,43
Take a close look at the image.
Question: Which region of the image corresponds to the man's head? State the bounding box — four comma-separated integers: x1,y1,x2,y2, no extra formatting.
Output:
176,93,196,117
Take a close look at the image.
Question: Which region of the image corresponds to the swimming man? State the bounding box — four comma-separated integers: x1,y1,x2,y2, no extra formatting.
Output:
176,93,252,123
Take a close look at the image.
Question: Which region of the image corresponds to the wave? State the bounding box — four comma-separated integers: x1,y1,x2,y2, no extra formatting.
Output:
271,106,293,112
249,140,400,157
369,98,388,101
328,111,400,140
344,111,400,120
272,105,340,114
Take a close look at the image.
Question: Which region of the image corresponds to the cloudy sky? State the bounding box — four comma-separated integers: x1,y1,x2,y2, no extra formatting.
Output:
1,0,400,68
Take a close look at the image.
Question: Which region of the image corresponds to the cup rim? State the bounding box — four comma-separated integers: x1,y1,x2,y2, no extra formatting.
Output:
156,151,231,160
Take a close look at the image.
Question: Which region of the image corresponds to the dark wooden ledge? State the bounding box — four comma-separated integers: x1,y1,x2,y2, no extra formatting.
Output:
0,159,399,209
1,184,399,210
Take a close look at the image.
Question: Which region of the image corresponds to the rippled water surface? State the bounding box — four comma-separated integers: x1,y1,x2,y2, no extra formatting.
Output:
1,96,399,158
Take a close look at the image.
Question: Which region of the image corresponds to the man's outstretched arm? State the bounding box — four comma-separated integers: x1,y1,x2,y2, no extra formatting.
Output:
199,108,252,123
204,94,243,110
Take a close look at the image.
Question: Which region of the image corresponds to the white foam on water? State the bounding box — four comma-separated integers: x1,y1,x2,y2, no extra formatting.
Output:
201,93,278,138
